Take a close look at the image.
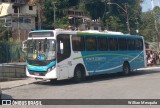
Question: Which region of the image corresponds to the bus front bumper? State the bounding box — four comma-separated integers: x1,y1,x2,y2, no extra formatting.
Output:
26,68,57,80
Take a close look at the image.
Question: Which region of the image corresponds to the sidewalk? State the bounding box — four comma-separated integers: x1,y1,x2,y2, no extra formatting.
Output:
137,64,160,70
0,78,41,90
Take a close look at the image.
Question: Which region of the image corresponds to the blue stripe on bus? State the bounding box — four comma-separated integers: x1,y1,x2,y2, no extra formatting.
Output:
27,60,56,72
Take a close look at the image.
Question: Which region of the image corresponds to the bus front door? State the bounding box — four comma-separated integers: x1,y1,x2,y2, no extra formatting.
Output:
57,34,71,80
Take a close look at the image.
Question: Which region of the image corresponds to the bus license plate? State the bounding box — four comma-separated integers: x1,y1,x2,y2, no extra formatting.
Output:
34,72,40,76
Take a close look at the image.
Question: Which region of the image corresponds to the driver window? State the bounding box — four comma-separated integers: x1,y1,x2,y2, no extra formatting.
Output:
57,34,71,63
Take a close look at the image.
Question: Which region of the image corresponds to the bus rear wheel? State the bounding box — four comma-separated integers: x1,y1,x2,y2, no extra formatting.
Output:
74,66,85,83
123,62,130,75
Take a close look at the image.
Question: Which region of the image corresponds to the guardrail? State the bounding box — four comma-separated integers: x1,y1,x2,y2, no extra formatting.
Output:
0,63,26,81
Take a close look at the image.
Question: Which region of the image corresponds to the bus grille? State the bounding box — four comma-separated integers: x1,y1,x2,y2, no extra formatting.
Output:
28,70,46,76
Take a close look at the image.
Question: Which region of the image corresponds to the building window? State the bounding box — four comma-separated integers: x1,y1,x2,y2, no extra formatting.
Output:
19,17,23,23
12,6,19,13
24,18,31,23
94,26,98,30
12,18,17,22
29,6,33,10
11,0,16,2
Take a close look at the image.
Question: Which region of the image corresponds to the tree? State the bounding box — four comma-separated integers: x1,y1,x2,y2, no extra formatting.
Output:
40,0,143,33
140,6,160,41
42,0,75,29
139,6,160,50
0,21,11,41
106,16,123,31
85,0,106,19
105,0,142,33
140,11,156,41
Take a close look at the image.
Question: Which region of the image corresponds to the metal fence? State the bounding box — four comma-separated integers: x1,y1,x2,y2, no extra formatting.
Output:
0,42,26,63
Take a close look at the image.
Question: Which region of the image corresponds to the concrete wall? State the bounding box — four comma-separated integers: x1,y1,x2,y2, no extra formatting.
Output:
21,5,36,15
0,64,26,78
12,17,35,30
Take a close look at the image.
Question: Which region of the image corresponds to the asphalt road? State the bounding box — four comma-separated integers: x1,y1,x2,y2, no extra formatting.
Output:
1,68,160,108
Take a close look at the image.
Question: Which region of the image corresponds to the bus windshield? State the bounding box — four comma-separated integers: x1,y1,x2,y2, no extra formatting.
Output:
27,39,56,62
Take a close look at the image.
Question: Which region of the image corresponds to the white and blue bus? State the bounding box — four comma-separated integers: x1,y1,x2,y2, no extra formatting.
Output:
25,29,146,82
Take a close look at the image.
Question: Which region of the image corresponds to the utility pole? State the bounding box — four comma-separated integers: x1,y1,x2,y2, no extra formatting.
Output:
135,17,139,34
124,3,130,34
52,2,56,28
18,6,20,41
37,1,41,30
151,0,159,51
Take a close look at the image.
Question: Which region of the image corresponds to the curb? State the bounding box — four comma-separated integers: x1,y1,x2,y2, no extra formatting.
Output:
1,78,42,90
1,81,34,90
137,66,160,70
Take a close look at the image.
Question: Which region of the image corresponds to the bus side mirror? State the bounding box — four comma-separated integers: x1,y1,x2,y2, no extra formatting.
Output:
60,41,64,54
22,40,27,53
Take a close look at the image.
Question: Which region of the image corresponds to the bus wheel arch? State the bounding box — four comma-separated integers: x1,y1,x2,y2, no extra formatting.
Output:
73,64,86,82
122,61,131,75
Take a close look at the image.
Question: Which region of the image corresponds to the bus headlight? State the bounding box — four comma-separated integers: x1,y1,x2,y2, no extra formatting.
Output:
47,66,55,72
52,66,55,70
48,68,51,72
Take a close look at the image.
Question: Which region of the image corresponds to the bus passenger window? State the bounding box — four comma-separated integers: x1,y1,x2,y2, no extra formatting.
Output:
127,39,135,50
139,39,143,50
86,37,97,51
98,37,108,51
108,38,118,51
72,36,85,51
118,38,127,50
135,39,143,50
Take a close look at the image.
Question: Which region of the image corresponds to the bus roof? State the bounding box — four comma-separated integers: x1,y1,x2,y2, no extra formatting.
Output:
29,29,143,38
77,30,143,38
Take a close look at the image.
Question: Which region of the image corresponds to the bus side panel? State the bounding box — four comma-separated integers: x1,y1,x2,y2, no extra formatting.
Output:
130,51,146,71
71,51,89,77
81,50,145,76
81,51,123,75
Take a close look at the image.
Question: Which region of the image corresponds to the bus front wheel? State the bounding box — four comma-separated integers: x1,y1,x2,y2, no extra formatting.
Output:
123,62,130,75
74,66,85,83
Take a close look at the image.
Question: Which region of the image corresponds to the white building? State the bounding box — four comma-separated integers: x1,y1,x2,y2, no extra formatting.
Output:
0,0,37,40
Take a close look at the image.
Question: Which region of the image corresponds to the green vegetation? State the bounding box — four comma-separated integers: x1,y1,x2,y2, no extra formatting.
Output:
34,0,160,50
0,0,160,48
40,0,143,33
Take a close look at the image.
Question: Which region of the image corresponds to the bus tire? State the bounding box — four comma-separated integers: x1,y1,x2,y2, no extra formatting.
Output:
123,62,130,75
74,65,86,83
